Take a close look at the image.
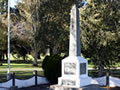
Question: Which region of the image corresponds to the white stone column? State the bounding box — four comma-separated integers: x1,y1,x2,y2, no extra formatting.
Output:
69,4,81,56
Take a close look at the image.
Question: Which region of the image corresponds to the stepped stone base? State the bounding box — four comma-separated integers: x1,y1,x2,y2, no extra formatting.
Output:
50,84,106,90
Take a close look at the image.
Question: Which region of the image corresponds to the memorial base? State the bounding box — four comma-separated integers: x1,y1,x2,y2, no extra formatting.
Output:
58,56,92,88
58,76,92,88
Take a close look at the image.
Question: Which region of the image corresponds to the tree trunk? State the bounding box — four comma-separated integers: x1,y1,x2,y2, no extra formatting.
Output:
50,47,53,56
98,55,105,76
1,52,4,60
0,54,2,61
33,39,38,66
53,45,58,55
23,56,26,61
37,52,41,59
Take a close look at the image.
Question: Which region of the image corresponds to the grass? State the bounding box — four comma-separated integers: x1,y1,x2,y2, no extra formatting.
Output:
0,71,44,83
115,63,120,67
88,64,94,68
0,63,42,69
88,69,120,78
0,54,45,83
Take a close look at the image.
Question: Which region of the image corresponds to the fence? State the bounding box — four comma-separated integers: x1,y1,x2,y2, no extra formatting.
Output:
1,70,120,89
0,70,49,89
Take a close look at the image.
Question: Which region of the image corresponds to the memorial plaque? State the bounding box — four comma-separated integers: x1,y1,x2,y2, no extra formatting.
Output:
62,79,76,85
80,63,86,75
64,63,76,75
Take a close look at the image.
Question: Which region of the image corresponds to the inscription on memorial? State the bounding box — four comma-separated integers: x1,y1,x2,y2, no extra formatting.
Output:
80,63,86,75
62,79,76,85
64,63,76,75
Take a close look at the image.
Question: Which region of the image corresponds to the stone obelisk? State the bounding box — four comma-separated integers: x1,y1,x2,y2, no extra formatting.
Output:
69,4,81,56
58,4,92,88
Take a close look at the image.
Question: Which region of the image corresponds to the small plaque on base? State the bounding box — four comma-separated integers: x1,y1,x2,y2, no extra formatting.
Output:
64,63,76,75
80,63,86,75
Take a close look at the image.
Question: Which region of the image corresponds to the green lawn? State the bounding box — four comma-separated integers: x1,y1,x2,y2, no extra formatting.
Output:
88,64,94,68
0,63,42,69
0,55,44,83
0,62,120,70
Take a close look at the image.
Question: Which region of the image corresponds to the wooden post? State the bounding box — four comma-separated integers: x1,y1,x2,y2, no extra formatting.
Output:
12,72,15,87
106,71,109,87
33,70,38,86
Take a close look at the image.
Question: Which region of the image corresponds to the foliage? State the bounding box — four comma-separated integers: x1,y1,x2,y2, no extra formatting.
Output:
10,7,32,61
0,0,8,61
80,0,120,76
16,0,44,65
37,0,75,56
0,0,8,15
16,0,75,64
42,55,63,84
32,0,69,55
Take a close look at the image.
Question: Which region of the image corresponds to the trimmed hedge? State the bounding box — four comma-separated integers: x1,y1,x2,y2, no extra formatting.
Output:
42,55,63,84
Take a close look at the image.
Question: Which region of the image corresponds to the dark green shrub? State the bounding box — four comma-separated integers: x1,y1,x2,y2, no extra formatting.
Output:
42,55,63,84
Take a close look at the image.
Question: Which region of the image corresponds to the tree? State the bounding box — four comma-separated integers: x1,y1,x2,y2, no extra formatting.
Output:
16,0,75,65
80,0,120,76
36,0,75,55
11,20,32,61
16,0,44,66
0,0,8,61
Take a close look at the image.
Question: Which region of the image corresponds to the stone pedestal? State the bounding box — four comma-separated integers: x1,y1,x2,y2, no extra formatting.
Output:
58,56,92,88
